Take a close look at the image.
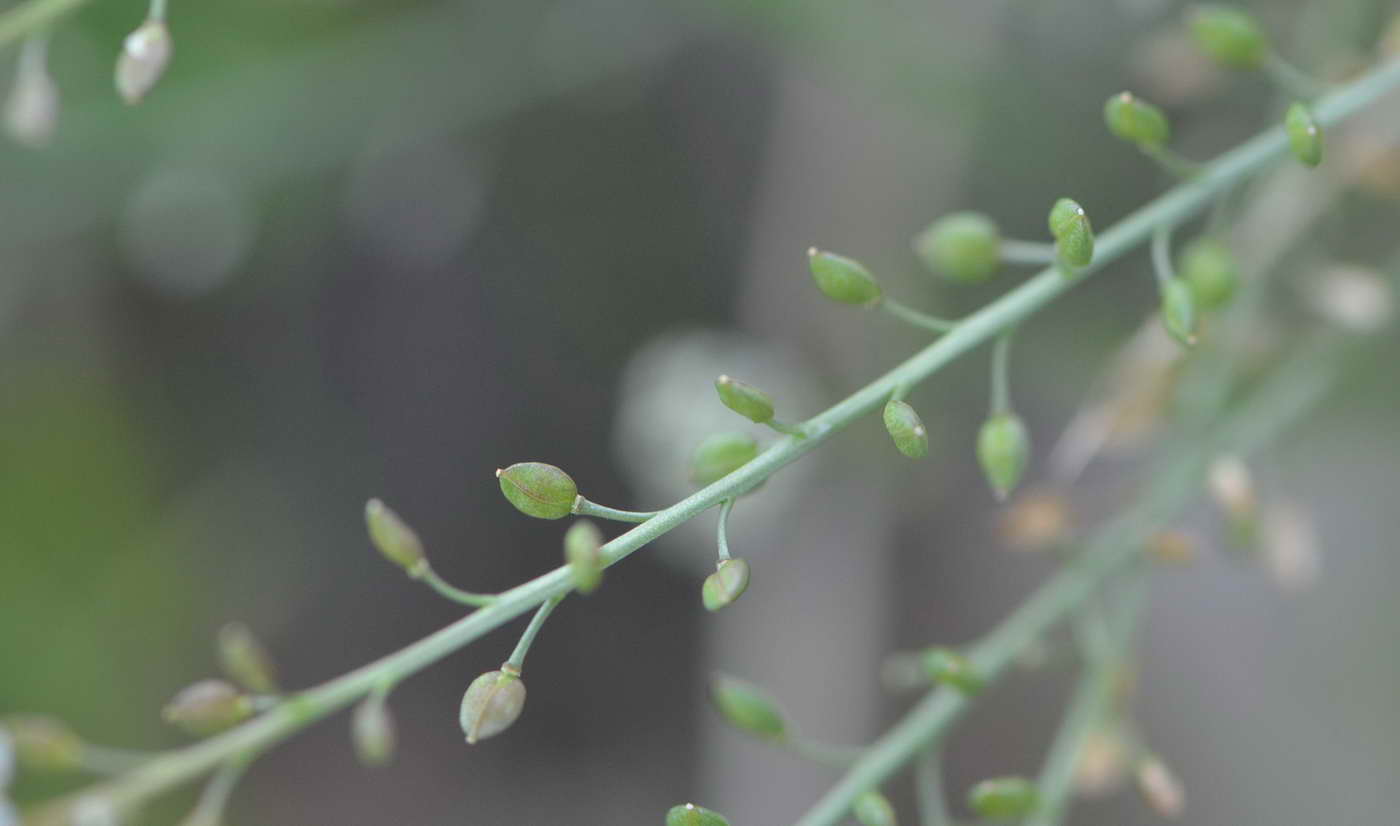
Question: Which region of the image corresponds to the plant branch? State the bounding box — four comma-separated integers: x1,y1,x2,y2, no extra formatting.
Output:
880,297,959,333
0,0,87,49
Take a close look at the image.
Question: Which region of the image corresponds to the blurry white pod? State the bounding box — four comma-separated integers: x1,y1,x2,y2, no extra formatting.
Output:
1261,501,1321,593
1304,265,1393,334
115,15,172,104
4,35,59,148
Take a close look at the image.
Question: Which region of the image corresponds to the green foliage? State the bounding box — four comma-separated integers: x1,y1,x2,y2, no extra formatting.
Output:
1104,92,1170,148
666,803,730,826
1285,102,1323,167
709,674,786,739
497,462,578,520
882,400,928,459
967,776,1039,820
1181,238,1238,310
715,375,777,424
808,248,882,306
1047,198,1094,270
977,413,1030,501
564,520,606,594
691,433,760,486
1189,5,1268,69
852,790,897,826
914,212,1001,284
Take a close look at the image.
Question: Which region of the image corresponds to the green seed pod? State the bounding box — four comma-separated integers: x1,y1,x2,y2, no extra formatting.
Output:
1160,278,1198,347
702,558,752,612
1180,238,1237,310
1104,92,1170,148
882,400,928,459
808,248,882,306
161,680,253,736
853,790,897,826
460,667,527,745
1285,102,1323,167
217,622,278,695
666,803,731,826
920,647,985,695
1,715,84,772
690,433,760,486
967,776,1040,820
1047,198,1094,270
977,413,1030,501
564,520,606,594
914,212,1002,284
715,375,776,424
351,695,396,767
709,674,786,740
115,19,172,105
1189,5,1268,69
365,499,426,573
497,462,578,520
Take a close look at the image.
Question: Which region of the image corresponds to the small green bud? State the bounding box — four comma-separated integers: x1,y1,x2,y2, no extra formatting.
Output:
217,622,278,695
920,647,985,695
1,715,83,772
1180,238,1237,310
460,667,527,745
1189,5,1268,69
1160,278,1198,347
914,212,1002,284
882,400,928,459
665,803,730,826
1047,198,1094,270
1285,102,1323,167
162,680,253,736
715,375,776,424
808,248,882,306
351,695,396,766
709,674,786,740
852,790,897,826
702,558,751,611
564,520,606,594
497,462,578,520
967,776,1040,820
365,499,426,572
115,19,172,105
690,433,760,486
1104,92,1170,148
977,413,1030,501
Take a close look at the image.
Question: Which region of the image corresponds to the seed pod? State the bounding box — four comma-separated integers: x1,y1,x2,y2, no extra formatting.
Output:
217,622,278,695
1189,5,1268,68
1074,726,1131,797
808,248,882,306
351,695,396,766
497,462,578,520
690,433,760,486
920,647,984,695
460,668,527,744
1135,756,1185,818
115,19,172,105
1206,455,1255,523
882,400,928,459
1159,279,1197,347
564,520,606,594
1,715,83,772
914,212,1001,284
365,499,426,572
1047,198,1094,270
709,674,786,740
967,776,1040,820
665,803,730,826
999,488,1072,552
852,790,897,826
4,38,59,148
1261,502,1320,593
162,680,252,736
702,558,751,611
977,413,1030,501
1180,238,1237,310
714,375,775,424
1104,92,1170,148
1285,102,1323,167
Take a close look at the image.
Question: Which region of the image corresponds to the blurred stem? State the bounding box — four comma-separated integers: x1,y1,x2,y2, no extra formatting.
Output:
1000,239,1057,266
0,0,85,49
1141,145,1203,179
716,498,735,561
416,565,496,608
990,330,1014,415
505,595,562,673
179,753,252,826
572,498,659,523
149,0,168,22
881,297,959,333
1150,224,1175,289
914,748,951,826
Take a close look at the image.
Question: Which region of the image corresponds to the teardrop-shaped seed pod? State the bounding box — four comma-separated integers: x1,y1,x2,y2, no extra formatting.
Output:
1189,5,1268,69
665,803,731,826
115,19,172,105
808,248,882,306
1104,92,1170,148
365,499,426,572
497,462,578,520
1047,198,1094,270
882,400,928,459
1160,278,1198,347
1285,102,1323,167
460,668,527,745
690,432,760,486
921,647,985,695
564,520,605,594
914,212,1002,284
1180,238,1237,310
852,790,897,826
162,680,252,736
1,715,84,772
702,558,751,612
351,695,396,767
217,622,278,695
967,776,1040,820
709,674,786,739
977,413,1030,501
714,375,776,424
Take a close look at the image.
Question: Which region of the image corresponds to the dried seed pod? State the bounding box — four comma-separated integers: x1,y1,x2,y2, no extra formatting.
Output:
967,776,1040,819
4,38,59,148
665,803,730,826
1189,5,1268,68
459,668,526,745
808,248,882,306
999,488,1072,552
115,19,173,105
365,499,426,572
162,680,252,736
1135,756,1186,818
702,558,751,612
709,674,786,740
1285,102,1323,167
882,400,928,459
920,647,984,696
351,695,396,766
1159,278,1197,347
977,413,1030,501
690,432,760,486
1105,92,1170,148
497,462,578,520
217,622,278,695
1,715,84,772
564,520,606,594
714,375,776,424
914,212,1002,284
1180,238,1237,310
1047,198,1094,270
852,790,897,826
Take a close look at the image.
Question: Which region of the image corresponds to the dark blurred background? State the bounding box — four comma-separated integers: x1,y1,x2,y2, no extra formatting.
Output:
3,0,1400,823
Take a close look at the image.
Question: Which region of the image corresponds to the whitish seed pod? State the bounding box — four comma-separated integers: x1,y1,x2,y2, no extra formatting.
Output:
998,488,1072,552
690,433,759,486
714,375,775,424
365,499,426,572
162,680,252,736
702,558,751,611
115,19,172,105
1180,238,1237,309
217,622,278,695
1159,279,1197,347
1261,502,1320,593
1074,726,1131,796
666,803,730,826
1,715,83,772
852,790,897,826
709,674,786,740
564,520,606,594
4,38,59,148
351,695,396,766
1189,5,1268,68
460,667,526,744
808,248,882,306
1047,198,1094,270
497,462,578,520
1206,455,1255,523
1104,92,1170,148
1285,102,1323,167
967,776,1040,820
1306,265,1393,333
1135,756,1185,818
882,400,928,459
914,212,1001,284
920,647,984,695
977,413,1030,501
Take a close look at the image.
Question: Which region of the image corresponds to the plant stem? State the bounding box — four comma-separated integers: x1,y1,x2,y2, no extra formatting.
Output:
0,0,86,49
989,330,1014,415
416,566,496,607
179,753,252,826
999,239,1057,266
1150,224,1175,289
505,596,562,673
1141,145,1203,179
571,498,659,523
914,748,952,826
716,498,735,561
881,297,959,333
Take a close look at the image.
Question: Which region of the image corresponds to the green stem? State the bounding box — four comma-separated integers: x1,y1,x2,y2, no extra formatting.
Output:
416,566,496,608
716,498,735,561
881,297,959,333
505,595,562,673
990,329,1014,415
0,0,86,48
767,418,809,438
914,748,952,826
1150,223,1175,289
179,753,252,826
1141,144,1203,179
571,497,659,523
999,239,1057,266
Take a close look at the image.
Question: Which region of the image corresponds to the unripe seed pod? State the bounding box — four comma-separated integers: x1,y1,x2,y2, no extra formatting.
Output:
690,433,759,486
4,38,59,148
666,803,730,826
714,375,775,424
1189,5,1268,68
162,680,252,736
1104,92,1170,148
217,622,278,694
1180,238,1237,310
351,695,396,766
497,462,578,520
365,499,426,572
564,520,606,594
1159,279,1197,347
702,558,751,612
1,715,83,772
967,776,1040,820
914,212,1001,284
1048,198,1094,270
852,790,897,826
460,667,526,744
920,647,985,695
1285,102,1323,167
808,248,882,306
1135,756,1185,818
709,674,786,739
977,413,1030,501
115,19,172,105
882,400,928,459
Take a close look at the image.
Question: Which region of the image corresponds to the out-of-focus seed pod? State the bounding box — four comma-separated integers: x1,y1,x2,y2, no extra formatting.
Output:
1148,530,1198,565
162,680,252,736
1074,726,1131,797
1306,265,1394,333
852,790,897,826
1104,92,1170,148
1135,756,1186,818
351,694,396,766
665,803,730,826
702,558,751,612
977,413,1030,501
1207,456,1256,524
882,400,928,459
115,19,172,105
497,462,578,520
808,248,882,306
365,499,426,572
1284,102,1323,167
1188,5,1268,68
714,375,776,424
0,715,83,772
920,647,984,696
709,674,786,740
460,667,526,745
1047,198,1094,270
1180,238,1237,310
967,776,1040,820
564,520,606,594
914,212,1002,284
4,37,59,148
1159,279,1197,347
999,488,1072,552
1261,502,1320,593
690,432,760,486
217,622,278,695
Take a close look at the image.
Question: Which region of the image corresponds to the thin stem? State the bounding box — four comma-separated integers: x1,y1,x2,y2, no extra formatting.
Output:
990,329,1014,415
1150,223,1175,289
999,239,1058,266
505,595,562,673
79,746,156,776
148,0,168,22
890,382,911,403
1265,52,1328,100
766,418,808,438
571,497,659,523
881,297,959,333
1141,145,1203,179
0,0,86,49
716,498,735,561
914,748,952,826
416,566,496,607
179,754,252,826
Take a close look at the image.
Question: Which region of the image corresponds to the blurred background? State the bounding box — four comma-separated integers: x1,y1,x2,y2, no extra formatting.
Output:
3,0,1400,823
